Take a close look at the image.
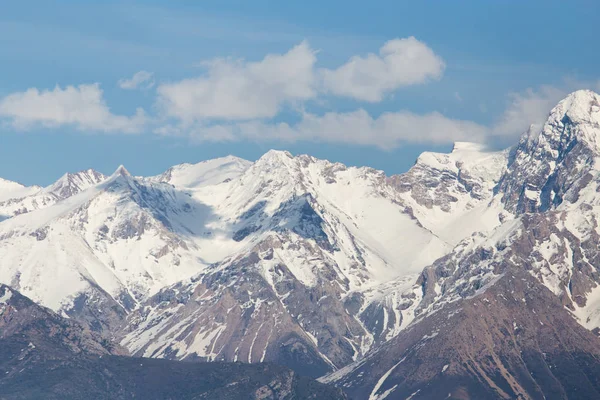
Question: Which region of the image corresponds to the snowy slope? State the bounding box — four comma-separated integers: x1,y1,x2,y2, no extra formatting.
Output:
390,141,510,246
0,178,40,203
189,150,453,283
152,156,252,188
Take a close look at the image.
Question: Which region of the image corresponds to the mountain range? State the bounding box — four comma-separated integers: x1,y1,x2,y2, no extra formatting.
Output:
2,90,600,398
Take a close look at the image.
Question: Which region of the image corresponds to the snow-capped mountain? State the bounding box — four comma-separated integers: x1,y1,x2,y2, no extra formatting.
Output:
3,90,600,397
324,90,600,398
0,164,228,331
119,147,516,375
498,89,600,214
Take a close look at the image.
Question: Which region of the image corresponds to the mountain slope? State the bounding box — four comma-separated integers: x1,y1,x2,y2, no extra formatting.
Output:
0,169,106,220
325,270,600,399
0,166,213,332
0,285,346,400
152,155,252,188
498,90,600,214
389,141,509,245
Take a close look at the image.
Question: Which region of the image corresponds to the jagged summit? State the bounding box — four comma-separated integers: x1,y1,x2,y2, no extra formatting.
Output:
261,149,294,159
552,89,600,124
103,165,135,189
498,89,600,213
520,89,600,148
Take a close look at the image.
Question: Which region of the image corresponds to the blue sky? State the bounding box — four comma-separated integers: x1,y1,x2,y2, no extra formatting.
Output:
1,0,599,185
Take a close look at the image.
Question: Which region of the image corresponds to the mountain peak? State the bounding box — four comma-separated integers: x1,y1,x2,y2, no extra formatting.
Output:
498,89,600,213
529,89,600,152
259,149,294,162
252,150,297,173
557,89,600,110
548,89,600,129
113,165,131,178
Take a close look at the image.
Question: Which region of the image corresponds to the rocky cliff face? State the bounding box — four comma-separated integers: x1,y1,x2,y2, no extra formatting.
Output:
498,90,600,214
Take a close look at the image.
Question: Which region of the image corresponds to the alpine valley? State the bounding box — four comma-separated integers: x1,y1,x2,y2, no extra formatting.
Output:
3,90,600,399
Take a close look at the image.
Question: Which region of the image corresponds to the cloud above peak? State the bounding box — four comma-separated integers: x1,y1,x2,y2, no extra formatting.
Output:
0,84,146,133
320,37,445,102
491,85,567,138
156,37,445,122
159,109,487,150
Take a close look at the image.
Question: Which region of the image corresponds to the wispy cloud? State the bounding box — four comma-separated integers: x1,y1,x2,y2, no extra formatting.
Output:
118,70,155,90
158,109,487,150
491,85,566,138
0,83,146,133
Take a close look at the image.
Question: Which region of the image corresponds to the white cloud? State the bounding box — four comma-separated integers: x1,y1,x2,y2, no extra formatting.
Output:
118,70,155,90
0,83,146,133
159,108,487,149
156,38,444,122
156,41,317,121
320,37,445,102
